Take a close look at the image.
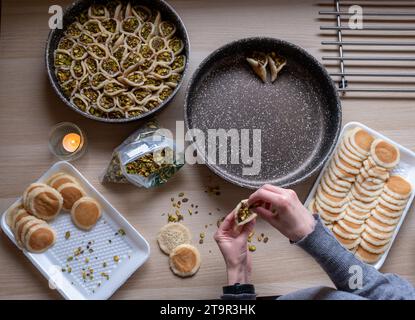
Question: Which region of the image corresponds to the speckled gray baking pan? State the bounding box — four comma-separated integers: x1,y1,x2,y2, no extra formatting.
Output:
46,0,189,123
184,37,341,189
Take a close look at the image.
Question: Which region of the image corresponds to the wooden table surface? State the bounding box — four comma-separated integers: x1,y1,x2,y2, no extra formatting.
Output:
0,0,414,299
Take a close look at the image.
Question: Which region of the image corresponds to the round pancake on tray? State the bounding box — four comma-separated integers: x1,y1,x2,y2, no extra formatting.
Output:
27,186,63,221
57,182,85,211
24,224,57,253
370,139,400,169
384,175,412,200
349,128,374,157
71,196,102,230
355,246,381,264
49,173,80,190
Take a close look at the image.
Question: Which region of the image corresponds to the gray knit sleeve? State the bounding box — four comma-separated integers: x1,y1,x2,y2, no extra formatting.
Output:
295,215,415,300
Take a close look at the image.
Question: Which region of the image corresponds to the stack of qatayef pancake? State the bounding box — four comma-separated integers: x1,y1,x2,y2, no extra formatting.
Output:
6,200,57,253
4,172,102,253
309,127,413,264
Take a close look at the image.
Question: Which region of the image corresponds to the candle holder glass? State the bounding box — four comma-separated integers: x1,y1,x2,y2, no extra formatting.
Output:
48,122,87,161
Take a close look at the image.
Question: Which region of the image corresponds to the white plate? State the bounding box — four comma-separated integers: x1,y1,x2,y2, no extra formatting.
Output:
304,121,415,270
1,161,150,299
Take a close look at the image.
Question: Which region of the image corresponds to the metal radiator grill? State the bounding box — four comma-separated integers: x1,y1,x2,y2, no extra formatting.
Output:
319,0,415,94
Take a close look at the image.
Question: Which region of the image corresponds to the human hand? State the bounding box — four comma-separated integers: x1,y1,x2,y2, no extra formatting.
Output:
214,210,256,285
248,184,315,242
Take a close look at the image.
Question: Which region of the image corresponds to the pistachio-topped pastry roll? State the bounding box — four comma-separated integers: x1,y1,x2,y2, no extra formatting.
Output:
54,49,73,68
122,70,146,87
149,36,166,53
71,94,89,112
71,44,88,60
246,52,268,82
121,16,141,34
166,73,182,88
139,44,155,60
121,51,142,70
55,68,72,84
87,43,109,60
58,37,76,50
103,80,126,96
90,72,108,90
138,21,155,42
136,58,155,73
100,56,121,77
167,37,184,55
144,97,162,110
61,78,78,97
132,87,152,104
132,5,151,22
81,87,99,104
66,22,83,38
70,60,86,80
112,45,128,63
83,19,104,36
116,92,136,110
156,50,174,65
125,34,141,50
142,75,163,91
101,18,119,34
83,56,99,75
97,93,116,112
88,4,109,20
152,64,172,80
157,86,174,101
159,21,176,39
78,32,94,45
267,52,287,82
170,55,186,73
126,106,148,118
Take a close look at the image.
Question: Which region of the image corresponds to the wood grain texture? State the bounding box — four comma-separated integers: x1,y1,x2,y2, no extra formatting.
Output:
0,0,414,300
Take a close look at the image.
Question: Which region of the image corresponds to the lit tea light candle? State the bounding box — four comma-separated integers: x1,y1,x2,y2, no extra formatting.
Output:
62,133,81,153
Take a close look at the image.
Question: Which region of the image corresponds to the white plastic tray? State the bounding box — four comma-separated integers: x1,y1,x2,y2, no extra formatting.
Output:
1,161,150,299
305,122,415,270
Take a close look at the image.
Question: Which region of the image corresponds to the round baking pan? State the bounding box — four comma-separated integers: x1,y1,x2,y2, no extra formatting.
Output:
184,37,341,189
46,0,189,123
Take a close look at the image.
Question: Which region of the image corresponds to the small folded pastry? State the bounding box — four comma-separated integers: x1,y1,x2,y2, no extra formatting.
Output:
54,49,73,68
170,55,186,73
81,87,99,104
97,93,117,113
246,52,268,82
167,37,184,55
126,106,149,118
27,186,63,221
132,5,152,22
157,86,174,101
61,78,78,97
103,80,126,96
121,52,142,70
66,22,83,38
83,56,99,75
139,44,155,60
100,56,121,77
150,10,162,29
125,34,141,50
70,60,86,80
156,50,174,65
57,182,85,211
166,73,182,88
87,43,109,60
88,4,109,20
55,68,71,84
132,87,152,104
142,76,163,91
121,70,145,87
91,72,109,90
157,223,192,255
107,107,126,119
138,21,156,42
235,199,257,226
152,64,172,80
110,33,125,50
144,97,161,110
116,93,136,110
78,32,94,45
121,16,141,34
136,58,156,73
83,19,104,36
159,21,176,39
71,197,102,230
78,75,90,91
24,224,57,253
71,44,88,60
267,52,287,82
112,45,128,64
95,32,111,45
169,244,201,278
149,36,166,53
71,94,89,112
101,18,119,34
58,37,76,50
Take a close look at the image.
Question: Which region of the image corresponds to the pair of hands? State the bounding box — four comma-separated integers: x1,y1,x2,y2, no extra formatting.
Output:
214,184,315,285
